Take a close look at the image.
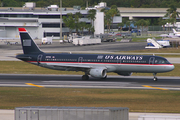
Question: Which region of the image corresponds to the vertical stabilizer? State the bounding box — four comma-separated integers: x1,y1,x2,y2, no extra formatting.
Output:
172,28,177,33
18,28,43,54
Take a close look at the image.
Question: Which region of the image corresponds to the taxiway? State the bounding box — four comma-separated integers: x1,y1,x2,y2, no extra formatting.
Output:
0,74,180,90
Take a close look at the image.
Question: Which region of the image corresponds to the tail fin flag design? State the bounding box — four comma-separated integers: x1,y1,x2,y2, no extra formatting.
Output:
18,28,43,54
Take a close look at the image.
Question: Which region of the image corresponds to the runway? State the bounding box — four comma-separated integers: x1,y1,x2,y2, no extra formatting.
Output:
0,74,180,90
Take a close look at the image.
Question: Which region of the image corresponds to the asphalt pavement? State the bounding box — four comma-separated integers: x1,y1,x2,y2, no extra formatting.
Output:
0,40,180,63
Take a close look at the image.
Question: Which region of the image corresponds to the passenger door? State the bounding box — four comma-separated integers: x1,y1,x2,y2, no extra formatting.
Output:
37,54,43,65
149,57,155,65
78,57,83,63
117,59,121,64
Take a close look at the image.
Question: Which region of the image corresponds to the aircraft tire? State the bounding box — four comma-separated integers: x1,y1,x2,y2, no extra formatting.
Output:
153,77,158,81
82,75,89,80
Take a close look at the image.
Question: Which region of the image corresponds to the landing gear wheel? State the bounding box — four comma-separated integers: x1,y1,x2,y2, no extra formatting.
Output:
82,75,89,80
153,77,158,81
153,73,158,81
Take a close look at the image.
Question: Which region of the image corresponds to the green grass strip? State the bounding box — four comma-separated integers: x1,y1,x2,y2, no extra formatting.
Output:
0,87,180,113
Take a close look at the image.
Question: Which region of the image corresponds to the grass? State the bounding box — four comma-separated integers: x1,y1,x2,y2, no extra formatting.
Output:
0,61,179,76
116,36,162,42
0,87,180,113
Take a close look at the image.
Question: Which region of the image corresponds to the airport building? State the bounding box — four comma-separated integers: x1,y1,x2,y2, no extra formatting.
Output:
0,6,114,39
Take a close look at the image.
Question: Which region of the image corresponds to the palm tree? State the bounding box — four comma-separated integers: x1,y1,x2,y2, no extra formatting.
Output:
165,4,179,19
86,24,92,35
62,13,75,35
111,5,120,16
145,20,150,35
165,4,179,28
74,12,82,35
118,22,124,33
158,18,167,31
136,19,146,36
126,21,131,31
110,9,117,31
166,18,176,32
134,20,141,32
87,9,96,26
104,10,112,33
79,22,86,35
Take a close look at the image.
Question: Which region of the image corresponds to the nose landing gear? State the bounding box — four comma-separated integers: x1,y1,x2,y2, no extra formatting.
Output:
153,73,158,81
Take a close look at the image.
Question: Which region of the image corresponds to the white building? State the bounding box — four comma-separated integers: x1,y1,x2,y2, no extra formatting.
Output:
0,8,95,39
0,4,122,39
94,12,104,35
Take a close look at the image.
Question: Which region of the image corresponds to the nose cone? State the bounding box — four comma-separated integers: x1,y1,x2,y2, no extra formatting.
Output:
168,64,175,71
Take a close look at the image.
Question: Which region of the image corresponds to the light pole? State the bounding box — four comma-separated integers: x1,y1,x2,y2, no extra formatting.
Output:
60,0,62,40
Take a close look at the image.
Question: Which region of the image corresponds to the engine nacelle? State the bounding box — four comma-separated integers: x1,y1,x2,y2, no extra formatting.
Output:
89,68,107,78
117,72,132,76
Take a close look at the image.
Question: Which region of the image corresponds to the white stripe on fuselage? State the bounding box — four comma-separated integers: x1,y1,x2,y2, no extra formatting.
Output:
28,61,174,73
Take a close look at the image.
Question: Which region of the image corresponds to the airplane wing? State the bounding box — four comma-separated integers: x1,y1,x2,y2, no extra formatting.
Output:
159,34,168,37
44,63,107,71
52,64,92,69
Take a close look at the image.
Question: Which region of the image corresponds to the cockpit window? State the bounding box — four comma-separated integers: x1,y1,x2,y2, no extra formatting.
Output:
154,58,170,64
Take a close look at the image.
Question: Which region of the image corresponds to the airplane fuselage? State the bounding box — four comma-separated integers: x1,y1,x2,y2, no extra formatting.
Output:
17,53,174,74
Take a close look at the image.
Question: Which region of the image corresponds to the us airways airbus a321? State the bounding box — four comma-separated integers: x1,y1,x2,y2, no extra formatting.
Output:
16,28,174,81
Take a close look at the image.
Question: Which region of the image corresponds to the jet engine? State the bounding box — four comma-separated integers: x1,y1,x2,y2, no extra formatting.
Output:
89,68,107,78
117,72,132,76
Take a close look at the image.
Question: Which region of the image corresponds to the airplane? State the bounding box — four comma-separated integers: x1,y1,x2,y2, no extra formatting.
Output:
16,28,175,81
172,28,180,37
159,33,179,38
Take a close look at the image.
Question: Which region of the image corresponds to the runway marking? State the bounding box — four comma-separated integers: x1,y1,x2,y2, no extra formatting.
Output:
142,85,168,90
26,83,44,88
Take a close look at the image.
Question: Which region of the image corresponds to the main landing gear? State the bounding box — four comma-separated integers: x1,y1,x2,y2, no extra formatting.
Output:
153,73,158,81
82,75,89,80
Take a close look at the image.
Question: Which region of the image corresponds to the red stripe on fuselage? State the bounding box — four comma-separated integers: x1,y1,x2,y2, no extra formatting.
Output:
27,61,173,66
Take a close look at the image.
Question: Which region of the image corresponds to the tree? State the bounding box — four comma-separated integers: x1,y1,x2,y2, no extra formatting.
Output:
86,24,92,35
165,4,179,18
36,1,49,7
136,19,149,36
110,9,117,29
90,26,95,34
87,9,96,26
166,18,176,31
104,10,113,33
62,13,75,35
158,18,167,31
79,22,87,35
165,4,179,28
125,21,131,31
145,19,150,34
111,5,120,16
2,0,20,7
118,22,124,33
74,12,82,35
103,8,119,33
134,20,141,30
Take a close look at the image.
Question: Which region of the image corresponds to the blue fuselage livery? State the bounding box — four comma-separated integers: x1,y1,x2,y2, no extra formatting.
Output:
16,28,174,81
